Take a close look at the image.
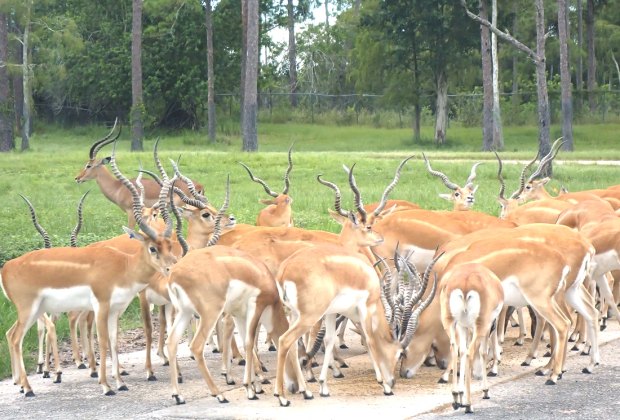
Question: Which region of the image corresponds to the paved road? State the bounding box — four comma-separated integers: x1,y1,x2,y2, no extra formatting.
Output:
0,321,619,419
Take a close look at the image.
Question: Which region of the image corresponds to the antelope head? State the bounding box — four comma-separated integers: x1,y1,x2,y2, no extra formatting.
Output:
513,137,564,203
75,118,121,183
423,153,481,211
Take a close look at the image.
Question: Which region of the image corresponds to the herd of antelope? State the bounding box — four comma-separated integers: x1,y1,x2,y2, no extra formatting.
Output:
2,121,620,414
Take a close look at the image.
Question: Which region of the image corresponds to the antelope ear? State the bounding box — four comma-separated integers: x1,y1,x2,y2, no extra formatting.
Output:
471,185,479,193
539,177,551,186
327,209,347,225
259,198,276,205
122,226,146,242
376,204,397,220
101,156,112,165
438,193,453,202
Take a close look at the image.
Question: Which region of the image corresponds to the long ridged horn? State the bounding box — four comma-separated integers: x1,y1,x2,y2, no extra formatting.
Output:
206,175,231,247
400,251,444,348
109,141,158,241
136,162,145,207
317,174,349,218
19,194,51,249
139,169,192,206
168,179,189,256
494,151,506,200
347,163,367,223
526,137,565,182
239,162,278,198
157,175,177,239
423,153,458,191
373,155,414,216
282,144,294,195
305,315,346,361
70,190,90,247
89,117,119,159
464,162,482,189
169,158,207,203
153,137,170,182
510,151,539,199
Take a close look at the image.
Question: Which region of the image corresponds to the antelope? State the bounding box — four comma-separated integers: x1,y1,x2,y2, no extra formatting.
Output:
439,262,504,414
423,153,482,211
165,188,305,404
74,121,203,228
274,231,440,406
2,153,178,397
239,144,294,227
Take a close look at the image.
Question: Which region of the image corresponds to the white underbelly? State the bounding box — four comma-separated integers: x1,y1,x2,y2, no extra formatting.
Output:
325,289,369,321
501,276,528,307
40,286,94,313
223,279,260,317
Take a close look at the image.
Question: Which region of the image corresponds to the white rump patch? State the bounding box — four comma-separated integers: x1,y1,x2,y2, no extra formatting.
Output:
501,276,528,307
449,289,481,328
224,279,260,316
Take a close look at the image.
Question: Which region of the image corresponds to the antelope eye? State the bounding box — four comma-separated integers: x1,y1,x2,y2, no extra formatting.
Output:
149,246,157,253
454,192,460,198
86,164,92,169
201,213,212,219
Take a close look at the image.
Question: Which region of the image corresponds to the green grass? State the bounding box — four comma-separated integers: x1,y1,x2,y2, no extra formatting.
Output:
1,120,620,380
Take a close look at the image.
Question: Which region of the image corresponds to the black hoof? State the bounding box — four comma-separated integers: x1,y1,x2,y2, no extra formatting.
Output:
37,364,43,374
383,390,394,396
226,379,236,385
261,379,271,385
513,342,523,347
311,361,319,368
582,368,592,374
238,359,246,366
581,350,590,356
248,395,258,401
78,363,87,370
218,397,229,404
173,394,185,405
212,349,220,354
320,393,330,398
163,361,170,367
568,337,576,342
333,372,344,379
521,361,530,367
120,371,129,376
340,362,349,369
105,390,116,396
25,390,35,397
269,345,277,352
571,345,579,352
261,365,268,373
279,400,290,407
256,388,265,394
178,376,183,384
452,402,460,410
90,372,99,378
303,392,314,400
43,372,50,379
487,372,497,377
544,352,552,357
118,385,129,391
535,370,545,377
147,375,157,381
54,375,62,384
308,377,317,383
438,378,448,384
558,373,563,380
339,344,349,349
600,325,607,332
464,405,473,414
545,379,556,385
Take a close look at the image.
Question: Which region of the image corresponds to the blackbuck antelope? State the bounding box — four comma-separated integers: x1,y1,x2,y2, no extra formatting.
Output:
439,262,504,414
274,241,440,406
2,152,178,397
74,120,203,228
423,153,482,211
239,144,294,227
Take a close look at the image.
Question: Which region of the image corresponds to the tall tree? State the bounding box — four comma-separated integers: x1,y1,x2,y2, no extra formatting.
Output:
586,0,596,112
461,0,552,174
242,0,258,151
576,0,583,103
20,0,33,151
0,11,14,152
287,0,298,108
205,0,216,142
491,0,503,150
558,0,573,150
480,0,493,151
131,0,144,152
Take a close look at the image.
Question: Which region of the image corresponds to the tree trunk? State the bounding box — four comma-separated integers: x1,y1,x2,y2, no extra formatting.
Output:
558,0,573,151
586,0,596,112
131,0,144,152
324,0,329,27
412,31,421,142
511,2,519,109
287,0,297,108
0,12,14,152
240,0,247,127
12,41,23,139
205,0,216,142
480,0,494,151
576,0,583,107
435,70,448,145
535,0,551,176
242,0,258,152
21,0,33,151
491,0,504,150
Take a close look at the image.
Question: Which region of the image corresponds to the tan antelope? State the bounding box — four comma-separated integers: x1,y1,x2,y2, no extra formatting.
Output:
2,153,178,397
423,153,482,211
439,262,504,414
74,121,203,228
238,144,294,226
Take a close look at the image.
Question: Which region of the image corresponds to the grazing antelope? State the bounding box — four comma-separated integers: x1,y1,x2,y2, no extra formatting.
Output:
239,144,294,227
74,121,203,228
439,262,504,414
2,150,178,397
423,153,482,211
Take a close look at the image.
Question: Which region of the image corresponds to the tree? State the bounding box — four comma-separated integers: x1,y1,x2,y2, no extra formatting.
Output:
461,0,552,175
242,0,258,151
558,0,573,151
480,0,493,151
19,0,33,151
586,0,596,112
0,11,14,152
287,0,298,108
131,0,144,152
205,0,216,142
490,0,503,150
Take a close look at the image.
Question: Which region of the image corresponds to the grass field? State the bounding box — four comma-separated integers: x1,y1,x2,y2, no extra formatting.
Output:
1,120,619,379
